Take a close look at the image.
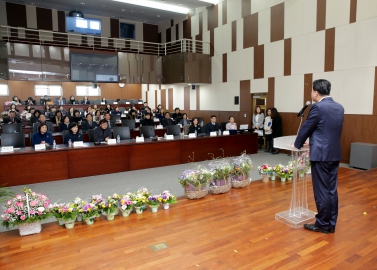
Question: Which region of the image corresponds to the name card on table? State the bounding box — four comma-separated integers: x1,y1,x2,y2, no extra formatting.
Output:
108,139,117,144
113,102,118,104
156,125,163,129
35,144,46,150
136,136,144,142
138,101,143,104
223,131,230,135
135,119,140,123
188,133,196,138
73,141,84,147
1,146,14,153
101,102,106,105
210,131,217,137
126,102,130,104
166,135,174,140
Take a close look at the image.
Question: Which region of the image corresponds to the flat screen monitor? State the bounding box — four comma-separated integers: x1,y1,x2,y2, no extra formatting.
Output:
66,17,101,36
70,52,118,82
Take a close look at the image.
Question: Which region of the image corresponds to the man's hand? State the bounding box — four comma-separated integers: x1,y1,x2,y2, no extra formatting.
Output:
105,137,109,142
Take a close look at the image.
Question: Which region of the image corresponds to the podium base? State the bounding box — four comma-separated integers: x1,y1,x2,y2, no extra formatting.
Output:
275,208,316,228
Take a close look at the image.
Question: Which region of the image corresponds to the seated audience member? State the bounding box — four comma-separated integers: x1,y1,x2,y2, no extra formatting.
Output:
111,106,122,115
156,104,162,114
104,104,112,114
42,104,51,117
179,113,190,126
171,107,183,122
93,104,98,111
204,115,221,134
140,113,154,126
58,116,71,132
32,123,53,146
156,108,165,119
99,107,105,114
81,113,98,132
101,97,107,104
25,97,35,105
189,117,203,134
127,109,137,120
33,114,54,132
81,96,90,105
160,112,174,127
28,108,35,120
94,119,112,142
93,110,103,122
140,102,148,116
68,95,77,105
50,106,57,117
55,96,65,105
51,110,63,124
3,110,22,124
85,106,94,116
29,110,41,126
70,110,82,123
226,116,237,130
40,95,51,105
9,104,20,114
21,105,31,118
103,112,115,129
64,122,83,144
12,96,23,105
59,105,67,116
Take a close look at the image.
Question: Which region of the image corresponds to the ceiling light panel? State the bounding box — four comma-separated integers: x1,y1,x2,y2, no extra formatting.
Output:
111,0,189,14
199,0,221,4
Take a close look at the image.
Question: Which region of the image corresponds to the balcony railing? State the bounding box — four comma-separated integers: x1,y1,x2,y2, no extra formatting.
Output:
0,25,210,56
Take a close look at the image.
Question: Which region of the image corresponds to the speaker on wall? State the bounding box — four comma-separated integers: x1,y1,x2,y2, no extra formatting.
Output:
234,96,239,105
191,85,196,90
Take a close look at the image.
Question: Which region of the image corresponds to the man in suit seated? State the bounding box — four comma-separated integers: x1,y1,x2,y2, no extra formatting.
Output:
3,111,22,124
55,96,65,105
160,112,174,127
204,115,221,134
81,113,98,133
32,114,54,132
94,119,112,142
103,112,116,129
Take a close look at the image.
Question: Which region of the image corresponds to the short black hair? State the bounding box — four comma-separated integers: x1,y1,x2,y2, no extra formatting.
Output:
211,115,217,118
86,113,92,119
68,122,78,133
38,123,47,132
165,112,170,116
34,110,41,116
99,119,107,125
313,79,331,96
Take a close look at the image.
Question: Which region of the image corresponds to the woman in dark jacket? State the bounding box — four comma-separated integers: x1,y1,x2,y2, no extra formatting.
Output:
271,107,282,155
32,123,53,146
58,116,71,132
189,117,203,135
64,122,83,144
29,110,41,126
140,113,154,126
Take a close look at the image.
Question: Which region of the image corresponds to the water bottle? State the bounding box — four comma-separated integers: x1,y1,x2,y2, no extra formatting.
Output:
68,139,72,147
218,129,221,136
53,140,56,149
164,133,167,138
141,133,144,138
195,130,197,137
117,135,120,143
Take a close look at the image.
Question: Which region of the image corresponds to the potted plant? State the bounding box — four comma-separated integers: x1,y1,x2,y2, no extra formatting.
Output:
147,195,161,212
101,196,119,220
119,193,133,217
74,197,85,222
209,160,232,194
91,194,104,218
109,193,121,215
178,167,213,199
275,164,289,182
80,202,98,225
131,193,147,214
258,163,272,182
49,203,65,226
60,202,78,229
296,151,311,177
160,190,177,210
1,188,51,236
231,154,253,188
136,188,150,210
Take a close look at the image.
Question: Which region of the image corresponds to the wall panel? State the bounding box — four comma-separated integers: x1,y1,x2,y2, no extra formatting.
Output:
284,38,291,76
303,0,317,34
326,0,350,29
334,23,356,71
6,2,27,28
243,13,258,49
355,17,377,69
307,30,325,73
356,0,377,22
316,0,326,31
285,0,303,39
258,8,270,45
242,0,252,17
275,75,304,112
324,28,335,72
254,45,264,79
264,40,284,78
270,3,284,42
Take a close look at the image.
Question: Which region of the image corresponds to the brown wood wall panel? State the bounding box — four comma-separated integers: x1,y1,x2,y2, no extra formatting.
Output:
223,0,227,25
199,12,203,34
207,5,218,31
223,53,227,83
361,115,377,143
350,0,357,23
232,21,237,52
184,86,190,111
240,80,250,112
280,112,301,137
110,19,119,38
143,24,159,43
196,86,200,110
243,13,258,49
267,77,275,108
284,38,291,76
324,28,335,72
57,11,66,32
341,115,363,163
176,24,179,41
242,0,252,18
304,73,313,109
210,30,214,57
254,45,264,79
161,89,166,109
155,90,158,108
166,28,172,43
183,14,192,39
271,3,284,42
6,2,27,28
168,88,173,110
374,67,377,115
36,7,53,31
316,0,326,31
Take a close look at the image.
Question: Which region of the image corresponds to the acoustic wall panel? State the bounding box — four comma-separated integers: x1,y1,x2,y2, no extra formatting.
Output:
52,9,59,32
212,55,223,84
215,81,240,110
307,30,325,73
250,78,268,93
267,0,277,8
264,40,284,78
228,0,242,23
26,5,37,29
199,84,214,110
284,0,304,39
222,23,232,54
218,2,223,26
227,47,254,82
190,88,197,110
101,17,111,38
147,90,155,108
191,14,200,38
326,0,350,29
251,0,267,14
0,1,6,26
258,8,270,45
236,18,244,51
356,0,377,22
214,27,223,55
203,9,208,33
303,0,317,34
291,34,308,75
355,17,377,69
334,23,356,71
275,74,304,112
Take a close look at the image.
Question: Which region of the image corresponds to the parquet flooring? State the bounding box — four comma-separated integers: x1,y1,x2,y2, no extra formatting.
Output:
1,167,377,269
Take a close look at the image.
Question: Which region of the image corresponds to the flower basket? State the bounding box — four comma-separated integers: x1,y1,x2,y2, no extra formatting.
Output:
18,221,42,236
210,181,231,194
179,167,213,199
231,177,251,188
185,188,208,199
209,160,232,194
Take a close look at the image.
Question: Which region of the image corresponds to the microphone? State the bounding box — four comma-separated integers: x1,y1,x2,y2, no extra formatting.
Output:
297,101,311,117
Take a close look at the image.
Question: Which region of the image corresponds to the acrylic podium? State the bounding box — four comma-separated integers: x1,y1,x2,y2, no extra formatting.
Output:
274,136,316,228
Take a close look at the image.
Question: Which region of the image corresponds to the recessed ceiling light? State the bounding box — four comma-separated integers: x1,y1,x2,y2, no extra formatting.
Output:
157,15,160,17
121,9,125,11
111,0,189,14
139,12,144,14
81,2,85,4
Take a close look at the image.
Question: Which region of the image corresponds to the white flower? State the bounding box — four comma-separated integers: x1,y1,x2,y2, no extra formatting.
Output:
37,207,45,212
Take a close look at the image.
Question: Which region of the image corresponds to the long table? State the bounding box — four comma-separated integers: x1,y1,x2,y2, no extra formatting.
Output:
0,133,258,186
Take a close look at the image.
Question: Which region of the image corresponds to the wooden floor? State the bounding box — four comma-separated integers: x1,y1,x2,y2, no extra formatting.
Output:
1,167,377,270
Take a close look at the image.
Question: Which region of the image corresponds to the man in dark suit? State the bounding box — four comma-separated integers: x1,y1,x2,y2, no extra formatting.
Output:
81,113,98,133
294,79,344,234
3,111,22,124
94,119,112,142
160,112,174,127
103,112,116,129
32,114,54,132
55,96,66,105
204,115,221,134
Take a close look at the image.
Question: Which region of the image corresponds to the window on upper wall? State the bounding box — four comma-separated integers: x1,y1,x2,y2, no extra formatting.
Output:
0,84,9,96
35,85,62,96
76,85,101,96
120,23,135,39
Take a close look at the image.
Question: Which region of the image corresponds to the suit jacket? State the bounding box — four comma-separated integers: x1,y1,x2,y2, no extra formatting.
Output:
252,113,264,129
294,97,344,162
81,100,90,104
140,118,154,126
189,125,203,134
32,131,53,146
204,122,220,134
55,99,66,105
106,120,116,129
33,121,54,132
81,121,98,132
160,118,174,127
3,116,22,124
58,122,70,132
64,132,83,144
94,127,112,142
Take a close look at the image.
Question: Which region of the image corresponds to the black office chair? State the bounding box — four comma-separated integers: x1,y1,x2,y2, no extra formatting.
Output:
61,130,69,143
1,133,25,148
107,99,115,104
140,126,155,138
121,119,136,130
110,114,121,122
196,117,204,125
220,122,227,132
88,129,95,142
166,125,181,136
2,123,22,133
113,126,130,140
92,99,101,105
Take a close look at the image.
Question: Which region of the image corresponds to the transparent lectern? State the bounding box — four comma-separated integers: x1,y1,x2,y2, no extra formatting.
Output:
274,136,316,228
